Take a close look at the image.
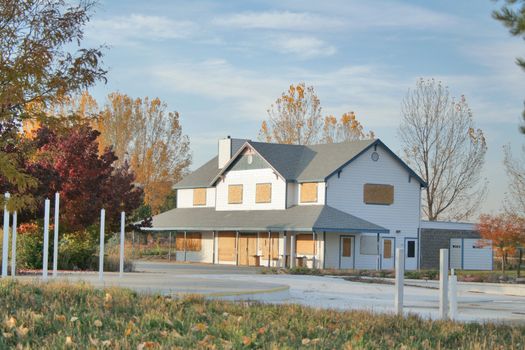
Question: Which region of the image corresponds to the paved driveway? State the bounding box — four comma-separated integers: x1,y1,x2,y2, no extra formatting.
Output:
17,261,525,324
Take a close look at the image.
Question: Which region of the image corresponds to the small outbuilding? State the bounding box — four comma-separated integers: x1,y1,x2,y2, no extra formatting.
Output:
420,221,492,271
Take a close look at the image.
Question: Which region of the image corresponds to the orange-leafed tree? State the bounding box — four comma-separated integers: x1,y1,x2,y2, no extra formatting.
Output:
477,213,525,273
99,94,191,214
322,112,375,143
259,83,373,145
259,83,323,145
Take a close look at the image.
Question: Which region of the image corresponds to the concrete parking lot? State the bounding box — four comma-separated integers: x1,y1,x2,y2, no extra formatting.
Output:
18,261,525,324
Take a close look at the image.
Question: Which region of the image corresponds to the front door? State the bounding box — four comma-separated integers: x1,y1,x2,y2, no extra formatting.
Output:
381,237,395,270
339,236,355,269
238,234,257,266
405,238,418,270
218,232,236,263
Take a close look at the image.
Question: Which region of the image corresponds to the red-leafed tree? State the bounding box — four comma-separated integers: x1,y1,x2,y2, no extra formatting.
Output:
28,121,143,231
477,214,525,273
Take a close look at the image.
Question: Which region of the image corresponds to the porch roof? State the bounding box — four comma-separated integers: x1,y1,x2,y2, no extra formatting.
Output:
142,205,389,233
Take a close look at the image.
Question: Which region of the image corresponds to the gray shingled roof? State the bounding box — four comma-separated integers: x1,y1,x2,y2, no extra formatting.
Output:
175,138,426,189
144,205,388,233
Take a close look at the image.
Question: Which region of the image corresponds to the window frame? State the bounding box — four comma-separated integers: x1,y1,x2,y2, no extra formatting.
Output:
228,184,244,204
300,182,318,203
255,183,272,204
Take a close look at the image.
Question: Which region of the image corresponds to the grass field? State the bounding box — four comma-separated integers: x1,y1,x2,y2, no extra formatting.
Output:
0,281,524,349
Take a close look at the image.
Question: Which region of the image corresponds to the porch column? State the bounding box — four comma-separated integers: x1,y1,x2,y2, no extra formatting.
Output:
312,231,316,269
282,232,287,268
184,231,187,262
322,231,326,269
235,231,239,266
290,232,296,268
267,231,271,268
212,231,216,264
376,233,380,271
168,231,172,262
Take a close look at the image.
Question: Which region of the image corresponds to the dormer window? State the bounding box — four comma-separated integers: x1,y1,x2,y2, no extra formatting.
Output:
228,184,243,204
193,188,206,206
300,182,318,203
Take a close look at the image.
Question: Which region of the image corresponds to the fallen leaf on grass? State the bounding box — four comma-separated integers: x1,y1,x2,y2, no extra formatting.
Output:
192,323,208,332
94,320,103,327
55,315,66,323
70,317,78,323
102,340,111,347
242,336,252,346
104,293,112,303
16,326,28,338
302,338,311,345
5,317,16,329
137,341,159,349
2,332,13,338
65,336,74,346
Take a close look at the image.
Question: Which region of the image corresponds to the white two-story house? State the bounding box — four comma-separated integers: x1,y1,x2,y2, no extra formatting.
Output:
146,137,426,270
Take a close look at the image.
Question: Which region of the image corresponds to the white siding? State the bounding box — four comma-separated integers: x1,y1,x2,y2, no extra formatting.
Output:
176,188,215,208
326,145,421,268
286,182,297,208
215,168,286,211
296,181,326,206
174,231,214,263
323,232,379,269
450,238,492,271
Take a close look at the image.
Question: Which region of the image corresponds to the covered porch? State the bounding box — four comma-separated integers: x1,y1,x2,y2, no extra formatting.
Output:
143,205,389,269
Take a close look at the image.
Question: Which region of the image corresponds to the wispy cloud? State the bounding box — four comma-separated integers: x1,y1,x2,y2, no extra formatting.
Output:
87,14,197,46
212,11,344,31
273,36,336,58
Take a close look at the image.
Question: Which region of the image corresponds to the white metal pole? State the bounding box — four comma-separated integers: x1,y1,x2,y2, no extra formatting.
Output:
119,211,125,278
42,199,50,280
395,248,405,315
52,192,59,278
2,192,10,277
282,232,287,268
439,248,449,320
11,211,17,277
99,209,105,281
449,273,458,320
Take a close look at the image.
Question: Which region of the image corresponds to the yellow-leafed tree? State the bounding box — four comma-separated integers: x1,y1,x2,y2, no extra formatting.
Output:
98,94,191,214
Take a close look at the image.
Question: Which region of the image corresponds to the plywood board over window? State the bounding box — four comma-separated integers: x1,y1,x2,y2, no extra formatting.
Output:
363,184,394,205
260,232,279,259
228,184,243,204
193,188,206,206
383,239,392,259
175,232,202,252
296,234,315,255
342,237,352,257
255,183,272,203
300,182,318,203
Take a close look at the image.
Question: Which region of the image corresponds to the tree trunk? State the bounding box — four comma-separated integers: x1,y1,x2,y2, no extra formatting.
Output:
502,252,506,274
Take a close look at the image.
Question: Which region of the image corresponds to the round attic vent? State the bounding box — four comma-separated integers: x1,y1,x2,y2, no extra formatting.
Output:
247,154,253,164
371,152,379,162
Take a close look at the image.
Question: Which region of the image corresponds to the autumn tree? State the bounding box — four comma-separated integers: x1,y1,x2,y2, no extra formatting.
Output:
322,112,375,143
98,93,191,214
28,120,143,230
493,0,525,132
0,0,106,210
259,83,373,145
399,79,487,221
477,213,525,273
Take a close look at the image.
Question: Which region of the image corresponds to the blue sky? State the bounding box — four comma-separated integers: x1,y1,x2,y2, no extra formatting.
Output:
84,0,525,214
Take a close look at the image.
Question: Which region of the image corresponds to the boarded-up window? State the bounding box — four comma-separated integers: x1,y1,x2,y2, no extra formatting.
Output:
300,183,318,203
363,184,394,205
260,232,279,259
360,235,378,255
255,183,272,203
383,239,392,259
228,185,243,204
296,234,315,255
342,237,352,257
175,232,202,251
193,188,206,206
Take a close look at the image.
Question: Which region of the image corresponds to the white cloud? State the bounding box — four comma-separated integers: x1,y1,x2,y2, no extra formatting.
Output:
212,11,344,31
87,14,197,45
273,36,336,58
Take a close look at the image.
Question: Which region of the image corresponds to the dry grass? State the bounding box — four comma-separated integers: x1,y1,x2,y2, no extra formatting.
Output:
0,280,524,349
